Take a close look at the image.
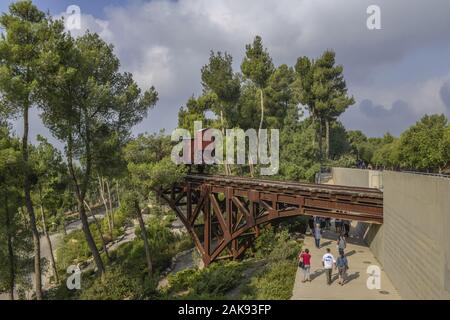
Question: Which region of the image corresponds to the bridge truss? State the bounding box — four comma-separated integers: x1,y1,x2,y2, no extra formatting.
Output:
158,174,383,266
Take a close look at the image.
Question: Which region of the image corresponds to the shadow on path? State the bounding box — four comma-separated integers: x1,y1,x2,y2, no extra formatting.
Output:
346,272,360,284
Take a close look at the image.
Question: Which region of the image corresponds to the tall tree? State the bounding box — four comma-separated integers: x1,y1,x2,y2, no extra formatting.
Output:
0,1,55,299
294,50,354,162
0,125,32,300
37,31,158,276
123,133,186,278
201,51,240,128
241,36,274,130
178,94,216,133
201,51,240,175
30,135,67,284
398,114,448,172
264,64,296,130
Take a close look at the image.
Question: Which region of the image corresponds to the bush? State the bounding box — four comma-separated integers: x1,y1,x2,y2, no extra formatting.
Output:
250,225,277,259
54,207,196,300
79,267,144,300
240,229,300,300
56,225,103,272
267,230,299,262
165,261,244,299
241,260,297,300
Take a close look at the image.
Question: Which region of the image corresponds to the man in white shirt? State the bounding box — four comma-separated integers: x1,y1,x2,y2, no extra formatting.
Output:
322,248,336,285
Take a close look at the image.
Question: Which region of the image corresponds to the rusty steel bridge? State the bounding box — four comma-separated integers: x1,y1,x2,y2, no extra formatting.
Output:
158,174,383,266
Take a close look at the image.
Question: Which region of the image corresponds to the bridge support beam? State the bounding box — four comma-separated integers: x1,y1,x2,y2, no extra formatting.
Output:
159,174,383,266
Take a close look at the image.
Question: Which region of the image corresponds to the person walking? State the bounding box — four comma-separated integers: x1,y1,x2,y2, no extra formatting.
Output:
325,218,331,230
322,248,336,285
337,234,346,256
335,219,342,234
299,249,312,282
308,217,315,236
314,224,321,248
343,220,350,237
336,252,349,285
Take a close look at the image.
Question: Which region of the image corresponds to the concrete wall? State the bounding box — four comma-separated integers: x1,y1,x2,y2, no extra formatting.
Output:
331,167,450,299
382,171,450,299
331,167,386,265
331,167,383,189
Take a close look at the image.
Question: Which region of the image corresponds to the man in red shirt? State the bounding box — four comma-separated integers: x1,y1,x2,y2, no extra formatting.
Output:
299,249,312,282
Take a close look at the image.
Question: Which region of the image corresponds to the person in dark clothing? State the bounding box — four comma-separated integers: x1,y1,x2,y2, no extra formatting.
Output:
336,252,349,285
335,219,342,234
337,235,346,256
343,220,350,237
308,217,315,235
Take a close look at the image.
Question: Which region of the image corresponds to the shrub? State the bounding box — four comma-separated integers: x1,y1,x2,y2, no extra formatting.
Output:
165,261,244,299
241,260,297,300
250,225,277,259
79,267,143,300
56,225,103,272
240,229,300,300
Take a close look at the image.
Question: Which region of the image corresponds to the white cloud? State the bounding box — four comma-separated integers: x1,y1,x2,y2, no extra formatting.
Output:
54,0,450,136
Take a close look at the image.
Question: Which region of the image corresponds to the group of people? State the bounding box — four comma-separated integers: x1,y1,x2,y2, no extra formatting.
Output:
298,218,350,286
356,159,373,170
308,216,350,249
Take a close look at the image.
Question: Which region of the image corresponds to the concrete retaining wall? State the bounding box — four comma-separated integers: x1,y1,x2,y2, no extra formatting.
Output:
331,167,450,299
382,171,450,299
331,167,383,189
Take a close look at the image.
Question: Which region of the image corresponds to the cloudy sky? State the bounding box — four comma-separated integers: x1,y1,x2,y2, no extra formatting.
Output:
2,0,450,145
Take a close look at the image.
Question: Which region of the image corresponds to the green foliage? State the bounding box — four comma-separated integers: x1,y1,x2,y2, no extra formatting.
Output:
54,214,192,300
251,225,278,259
201,51,240,127
279,119,320,182
165,261,244,299
397,114,448,171
178,94,217,132
241,229,299,300
124,133,187,196
241,36,274,89
56,225,102,272
264,64,297,129
294,50,354,162
241,260,297,300
30,135,68,232
372,138,400,169
80,266,144,300
0,125,33,297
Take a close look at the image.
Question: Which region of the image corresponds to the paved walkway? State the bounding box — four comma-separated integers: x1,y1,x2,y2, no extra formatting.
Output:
292,227,401,300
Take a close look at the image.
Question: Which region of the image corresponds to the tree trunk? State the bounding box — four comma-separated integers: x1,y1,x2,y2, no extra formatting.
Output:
22,104,42,300
39,187,59,284
105,179,114,231
84,200,110,262
259,88,264,130
115,180,121,207
249,155,255,178
98,175,112,238
4,192,15,300
134,200,152,278
78,201,105,275
220,110,230,176
325,119,330,160
311,113,316,148
318,119,324,165
60,208,67,236
67,140,105,276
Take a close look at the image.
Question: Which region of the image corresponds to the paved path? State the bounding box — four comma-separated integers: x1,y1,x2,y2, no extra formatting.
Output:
292,228,401,300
